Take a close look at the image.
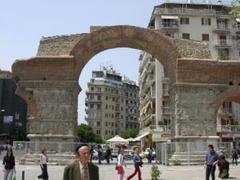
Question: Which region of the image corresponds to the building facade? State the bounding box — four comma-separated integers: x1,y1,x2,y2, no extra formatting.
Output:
139,1,240,148
0,78,27,141
85,67,139,140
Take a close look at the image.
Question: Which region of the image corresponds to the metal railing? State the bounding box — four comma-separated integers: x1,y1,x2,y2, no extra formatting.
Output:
161,22,179,28
217,125,240,133
155,8,226,16
156,141,234,166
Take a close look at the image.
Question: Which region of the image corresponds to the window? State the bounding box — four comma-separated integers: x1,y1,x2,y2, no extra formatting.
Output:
182,33,190,40
180,17,189,25
201,18,211,25
97,104,101,109
105,96,108,100
90,104,94,108
97,95,101,100
97,122,101,127
202,34,209,41
97,88,101,92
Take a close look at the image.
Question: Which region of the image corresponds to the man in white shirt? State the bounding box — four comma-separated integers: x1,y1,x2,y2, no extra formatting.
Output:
63,144,99,180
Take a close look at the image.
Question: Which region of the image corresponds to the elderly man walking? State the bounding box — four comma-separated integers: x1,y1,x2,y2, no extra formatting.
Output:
63,144,99,180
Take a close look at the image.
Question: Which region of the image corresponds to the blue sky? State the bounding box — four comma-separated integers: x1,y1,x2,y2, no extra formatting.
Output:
0,0,231,123
0,0,164,124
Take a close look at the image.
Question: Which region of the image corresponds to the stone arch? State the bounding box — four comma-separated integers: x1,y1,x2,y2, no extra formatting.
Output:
70,25,179,82
215,86,240,111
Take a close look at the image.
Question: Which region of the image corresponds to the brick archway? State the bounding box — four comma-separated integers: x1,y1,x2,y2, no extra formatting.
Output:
11,25,240,165
11,25,179,146
70,25,179,82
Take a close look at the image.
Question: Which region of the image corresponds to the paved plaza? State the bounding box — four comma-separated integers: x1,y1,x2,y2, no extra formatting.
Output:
1,160,240,180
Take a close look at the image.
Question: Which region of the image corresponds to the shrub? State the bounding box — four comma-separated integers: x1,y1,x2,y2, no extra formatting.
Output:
151,165,161,180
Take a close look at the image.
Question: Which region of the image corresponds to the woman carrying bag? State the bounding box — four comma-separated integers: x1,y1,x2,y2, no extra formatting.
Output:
2,148,15,180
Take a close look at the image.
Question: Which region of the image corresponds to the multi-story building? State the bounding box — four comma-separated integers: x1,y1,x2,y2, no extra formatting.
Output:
85,67,139,140
149,1,240,60
0,78,27,141
139,0,240,148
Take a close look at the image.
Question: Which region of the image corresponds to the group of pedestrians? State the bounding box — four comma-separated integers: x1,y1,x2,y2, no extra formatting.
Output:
116,146,143,180
2,147,48,180
205,144,239,180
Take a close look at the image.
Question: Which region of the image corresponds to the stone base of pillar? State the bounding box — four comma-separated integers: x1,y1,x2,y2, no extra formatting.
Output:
169,136,219,165
19,153,76,165
18,134,78,165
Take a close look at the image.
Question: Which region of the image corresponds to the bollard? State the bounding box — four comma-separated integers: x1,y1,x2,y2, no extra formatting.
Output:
22,170,25,180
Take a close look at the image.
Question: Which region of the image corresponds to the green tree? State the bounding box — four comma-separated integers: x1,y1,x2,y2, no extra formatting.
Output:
218,49,228,60
229,0,240,15
77,124,103,143
121,128,139,139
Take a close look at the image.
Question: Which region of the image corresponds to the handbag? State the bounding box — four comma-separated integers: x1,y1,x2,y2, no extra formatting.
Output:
137,160,143,167
11,170,16,180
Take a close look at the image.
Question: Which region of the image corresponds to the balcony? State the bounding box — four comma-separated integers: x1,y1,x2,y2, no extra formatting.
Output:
215,40,232,48
140,113,155,125
85,97,102,102
214,24,230,33
217,125,240,133
154,8,225,16
163,107,171,114
160,22,179,31
139,125,172,135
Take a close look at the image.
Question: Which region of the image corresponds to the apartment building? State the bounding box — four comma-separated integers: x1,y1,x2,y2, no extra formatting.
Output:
149,1,240,60
85,67,139,140
139,1,240,148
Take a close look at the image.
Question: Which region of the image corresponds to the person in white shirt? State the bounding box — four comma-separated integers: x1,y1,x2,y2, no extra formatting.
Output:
38,148,48,180
116,148,126,180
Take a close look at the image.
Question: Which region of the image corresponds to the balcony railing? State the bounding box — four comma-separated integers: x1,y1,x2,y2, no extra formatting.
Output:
139,125,171,135
161,22,179,29
217,125,240,133
155,8,226,16
215,24,230,31
215,40,232,47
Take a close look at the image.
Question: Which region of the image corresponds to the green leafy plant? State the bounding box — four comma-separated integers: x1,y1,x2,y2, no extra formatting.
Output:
151,165,161,180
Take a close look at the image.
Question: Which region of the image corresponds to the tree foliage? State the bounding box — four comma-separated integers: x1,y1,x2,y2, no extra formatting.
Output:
121,128,139,139
77,124,103,143
230,0,240,15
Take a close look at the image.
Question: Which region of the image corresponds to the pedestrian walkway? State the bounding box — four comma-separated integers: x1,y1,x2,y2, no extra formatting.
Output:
1,162,240,180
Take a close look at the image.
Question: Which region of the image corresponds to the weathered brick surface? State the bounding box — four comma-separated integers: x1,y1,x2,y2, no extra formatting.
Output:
37,34,87,56
0,70,14,78
12,56,76,81
170,38,211,59
176,58,240,84
10,25,240,156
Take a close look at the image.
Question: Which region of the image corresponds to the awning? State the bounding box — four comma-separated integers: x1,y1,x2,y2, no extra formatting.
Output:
161,15,179,19
140,100,152,113
236,18,240,23
106,135,128,143
133,132,150,141
152,132,171,142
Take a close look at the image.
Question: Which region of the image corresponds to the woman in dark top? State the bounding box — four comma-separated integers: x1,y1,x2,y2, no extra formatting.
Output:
217,155,229,179
2,148,15,180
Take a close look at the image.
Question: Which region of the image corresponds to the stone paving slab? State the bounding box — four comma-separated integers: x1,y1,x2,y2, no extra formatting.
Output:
1,162,240,180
